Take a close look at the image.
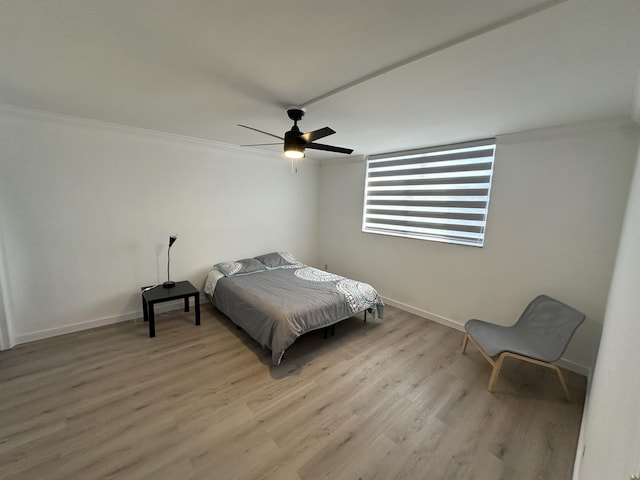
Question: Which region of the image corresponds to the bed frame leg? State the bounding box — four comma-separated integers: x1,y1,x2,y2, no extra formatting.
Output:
323,325,336,339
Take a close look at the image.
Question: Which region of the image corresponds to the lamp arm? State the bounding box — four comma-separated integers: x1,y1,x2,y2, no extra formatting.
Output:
163,235,177,288
167,246,171,283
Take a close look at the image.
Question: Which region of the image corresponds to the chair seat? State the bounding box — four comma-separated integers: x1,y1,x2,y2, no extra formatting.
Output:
465,318,558,363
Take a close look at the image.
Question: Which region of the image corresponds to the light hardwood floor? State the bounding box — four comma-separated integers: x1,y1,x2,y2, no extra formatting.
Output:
0,304,586,480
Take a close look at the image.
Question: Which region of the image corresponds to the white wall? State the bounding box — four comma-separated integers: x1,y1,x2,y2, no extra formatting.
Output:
318,120,639,371
0,106,319,343
1,104,637,377
575,112,640,480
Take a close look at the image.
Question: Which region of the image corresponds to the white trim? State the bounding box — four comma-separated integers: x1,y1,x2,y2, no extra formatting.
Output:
324,117,638,163
571,371,593,480
382,295,591,376
319,155,366,167
0,294,9,351
13,295,209,345
498,115,638,145
0,103,321,165
0,211,15,350
0,103,242,151
555,357,591,377
632,67,640,126
382,296,465,332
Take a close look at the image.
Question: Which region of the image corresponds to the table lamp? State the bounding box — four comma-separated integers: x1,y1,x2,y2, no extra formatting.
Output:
163,235,178,288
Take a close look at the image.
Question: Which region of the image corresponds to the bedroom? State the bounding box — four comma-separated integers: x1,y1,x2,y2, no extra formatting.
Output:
0,1,639,479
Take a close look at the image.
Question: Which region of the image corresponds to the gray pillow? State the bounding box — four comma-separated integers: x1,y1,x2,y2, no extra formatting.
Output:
254,252,301,269
214,257,266,277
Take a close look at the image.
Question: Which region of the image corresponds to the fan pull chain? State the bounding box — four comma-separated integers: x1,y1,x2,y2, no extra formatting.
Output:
291,158,298,175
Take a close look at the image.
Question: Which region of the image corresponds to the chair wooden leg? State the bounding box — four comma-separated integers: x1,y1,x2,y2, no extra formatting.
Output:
461,333,469,354
550,364,572,402
463,334,502,392
488,352,507,392
466,334,497,368
499,352,572,401
464,336,573,400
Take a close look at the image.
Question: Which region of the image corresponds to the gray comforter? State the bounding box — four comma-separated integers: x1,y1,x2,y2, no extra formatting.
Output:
213,266,384,364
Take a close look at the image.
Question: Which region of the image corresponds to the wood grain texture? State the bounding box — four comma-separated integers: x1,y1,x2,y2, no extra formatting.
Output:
0,304,586,480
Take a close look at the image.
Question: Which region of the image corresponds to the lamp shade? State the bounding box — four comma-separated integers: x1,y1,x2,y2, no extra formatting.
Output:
163,234,178,288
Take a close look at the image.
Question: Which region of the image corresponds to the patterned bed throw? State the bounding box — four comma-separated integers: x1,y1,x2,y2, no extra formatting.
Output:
213,265,384,364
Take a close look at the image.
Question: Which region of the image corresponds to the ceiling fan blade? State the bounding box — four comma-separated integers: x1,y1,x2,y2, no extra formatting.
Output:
237,124,284,141
306,142,354,155
302,127,335,143
240,143,283,147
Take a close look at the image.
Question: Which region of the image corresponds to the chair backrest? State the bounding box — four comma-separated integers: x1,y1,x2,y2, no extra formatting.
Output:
513,294,586,362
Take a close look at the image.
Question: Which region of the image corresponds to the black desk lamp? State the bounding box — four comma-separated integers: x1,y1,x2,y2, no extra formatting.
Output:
163,235,178,288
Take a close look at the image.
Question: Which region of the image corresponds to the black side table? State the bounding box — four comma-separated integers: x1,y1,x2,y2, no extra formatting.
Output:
141,281,200,337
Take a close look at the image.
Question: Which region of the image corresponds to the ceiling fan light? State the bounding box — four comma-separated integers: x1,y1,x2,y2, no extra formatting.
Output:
284,144,304,159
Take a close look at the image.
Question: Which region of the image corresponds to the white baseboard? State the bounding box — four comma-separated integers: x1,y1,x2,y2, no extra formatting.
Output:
382,295,591,376
14,292,594,378
14,295,209,345
555,357,591,377
382,296,465,332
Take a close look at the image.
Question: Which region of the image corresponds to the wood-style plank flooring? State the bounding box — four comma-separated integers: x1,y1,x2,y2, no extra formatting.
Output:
0,304,587,480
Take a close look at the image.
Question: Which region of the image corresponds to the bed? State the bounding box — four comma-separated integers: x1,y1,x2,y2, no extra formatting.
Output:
203,252,384,364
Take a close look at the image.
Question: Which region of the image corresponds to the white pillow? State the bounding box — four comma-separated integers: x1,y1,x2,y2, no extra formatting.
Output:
203,268,225,296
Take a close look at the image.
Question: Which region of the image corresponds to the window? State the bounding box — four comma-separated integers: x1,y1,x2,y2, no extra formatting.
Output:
362,139,496,247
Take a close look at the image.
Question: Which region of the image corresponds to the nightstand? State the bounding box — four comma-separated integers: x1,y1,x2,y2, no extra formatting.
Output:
141,280,200,337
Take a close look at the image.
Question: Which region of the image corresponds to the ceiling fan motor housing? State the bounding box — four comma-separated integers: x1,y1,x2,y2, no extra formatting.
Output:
285,126,305,151
287,107,305,122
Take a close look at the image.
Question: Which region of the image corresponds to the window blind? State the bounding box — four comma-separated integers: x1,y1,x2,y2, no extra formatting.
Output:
362,139,496,247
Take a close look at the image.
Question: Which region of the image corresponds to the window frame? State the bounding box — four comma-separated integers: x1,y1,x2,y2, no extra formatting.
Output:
361,139,496,247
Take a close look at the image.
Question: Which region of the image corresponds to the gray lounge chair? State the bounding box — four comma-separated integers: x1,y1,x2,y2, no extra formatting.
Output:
461,294,585,401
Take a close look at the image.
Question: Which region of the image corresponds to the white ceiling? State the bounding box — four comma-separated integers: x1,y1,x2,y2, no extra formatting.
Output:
1,0,639,158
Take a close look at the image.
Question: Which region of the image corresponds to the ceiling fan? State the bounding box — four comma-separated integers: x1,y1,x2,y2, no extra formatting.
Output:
238,107,354,159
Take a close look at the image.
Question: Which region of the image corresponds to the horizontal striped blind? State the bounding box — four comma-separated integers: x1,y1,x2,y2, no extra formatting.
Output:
362,139,496,247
